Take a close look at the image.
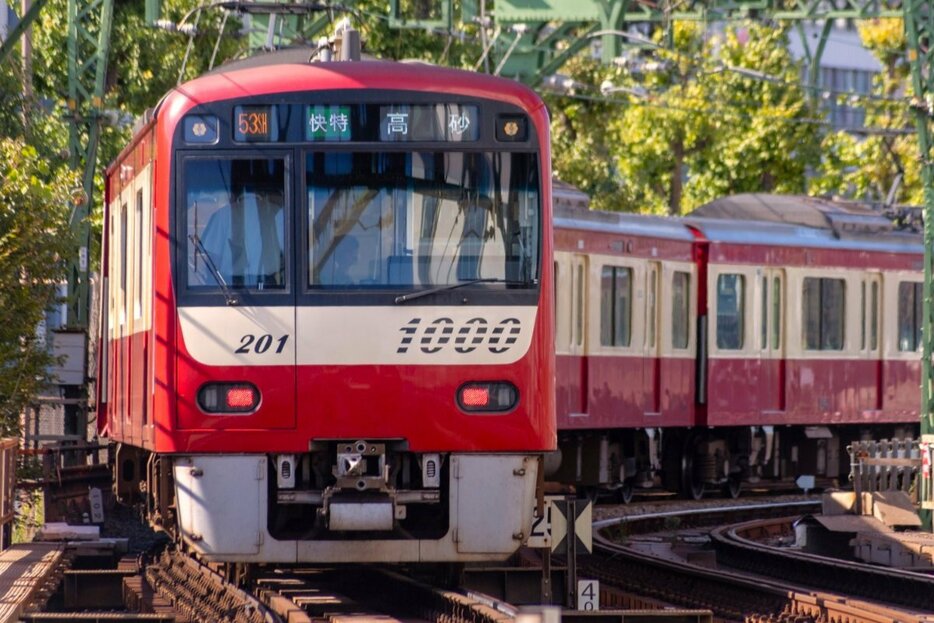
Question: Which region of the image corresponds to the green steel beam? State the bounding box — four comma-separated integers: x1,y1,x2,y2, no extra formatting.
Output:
527,22,600,87
905,0,934,527
0,0,52,66
66,0,114,329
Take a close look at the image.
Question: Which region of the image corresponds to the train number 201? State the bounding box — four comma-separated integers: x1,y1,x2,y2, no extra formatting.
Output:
235,334,289,354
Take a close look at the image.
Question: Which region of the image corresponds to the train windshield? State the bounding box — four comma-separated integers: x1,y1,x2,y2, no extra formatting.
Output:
306,152,540,288
184,158,287,291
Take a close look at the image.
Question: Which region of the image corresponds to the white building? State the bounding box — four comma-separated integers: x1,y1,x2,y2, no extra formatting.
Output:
788,24,883,131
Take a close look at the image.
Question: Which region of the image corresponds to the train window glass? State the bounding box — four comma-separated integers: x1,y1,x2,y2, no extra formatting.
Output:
802,277,845,351
120,202,127,322
554,261,559,338
672,271,690,349
772,276,781,350
600,266,632,347
185,158,287,291
761,276,767,350
648,267,657,348
860,281,866,350
135,190,143,318
870,281,879,350
575,263,584,347
898,281,923,351
306,152,540,288
716,274,744,350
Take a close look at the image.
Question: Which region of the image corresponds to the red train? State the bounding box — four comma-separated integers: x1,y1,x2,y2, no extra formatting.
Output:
97,48,555,563
551,187,922,501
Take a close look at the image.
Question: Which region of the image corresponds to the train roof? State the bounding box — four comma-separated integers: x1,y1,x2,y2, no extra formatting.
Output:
554,180,694,240
159,50,545,116
687,193,922,254
551,186,920,254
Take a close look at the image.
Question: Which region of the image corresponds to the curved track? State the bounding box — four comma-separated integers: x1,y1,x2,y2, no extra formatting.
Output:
712,516,934,611
591,499,934,623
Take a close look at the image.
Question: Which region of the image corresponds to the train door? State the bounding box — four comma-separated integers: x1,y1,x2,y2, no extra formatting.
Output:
643,261,661,416
568,254,589,416
864,273,883,409
760,269,785,413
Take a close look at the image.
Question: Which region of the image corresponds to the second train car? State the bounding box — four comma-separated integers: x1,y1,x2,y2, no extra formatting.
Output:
551,187,921,501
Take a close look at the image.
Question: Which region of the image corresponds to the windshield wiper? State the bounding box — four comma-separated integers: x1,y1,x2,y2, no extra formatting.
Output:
394,278,528,305
190,234,240,306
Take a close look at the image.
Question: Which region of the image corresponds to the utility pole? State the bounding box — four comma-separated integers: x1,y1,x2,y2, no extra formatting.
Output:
905,0,934,528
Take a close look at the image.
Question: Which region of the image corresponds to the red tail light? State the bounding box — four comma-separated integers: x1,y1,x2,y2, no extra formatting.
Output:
457,382,518,413
461,387,490,407
226,387,257,409
198,383,259,413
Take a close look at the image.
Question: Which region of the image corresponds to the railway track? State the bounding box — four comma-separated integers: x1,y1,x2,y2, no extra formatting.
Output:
712,516,934,611
592,498,934,623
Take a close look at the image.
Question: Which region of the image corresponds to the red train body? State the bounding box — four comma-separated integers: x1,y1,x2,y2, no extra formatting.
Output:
552,189,921,500
98,51,555,563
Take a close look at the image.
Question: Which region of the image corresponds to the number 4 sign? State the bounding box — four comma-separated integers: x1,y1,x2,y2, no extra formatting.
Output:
577,580,599,611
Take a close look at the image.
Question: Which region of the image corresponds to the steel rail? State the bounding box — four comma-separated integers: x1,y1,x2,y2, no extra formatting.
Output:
592,500,933,623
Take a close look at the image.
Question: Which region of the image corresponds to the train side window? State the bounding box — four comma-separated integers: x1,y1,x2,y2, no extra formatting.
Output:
898,281,923,351
771,276,782,350
574,263,584,347
672,271,690,349
716,274,744,350
647,267,657,348
802,277,845,350
870,281,879,350
860,281,866,350
135,189,144,318
120,202,128,325
600,266,632,347
554,261,559,338
760,276,768,349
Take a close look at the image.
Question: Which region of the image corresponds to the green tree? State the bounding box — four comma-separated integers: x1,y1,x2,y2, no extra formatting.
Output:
548,22,824,215
0,140,78,434
811,18,920,205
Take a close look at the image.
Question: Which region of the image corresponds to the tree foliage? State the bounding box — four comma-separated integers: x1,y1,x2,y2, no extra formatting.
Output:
811,18,921,205
548,22,823,215
0,140,78,434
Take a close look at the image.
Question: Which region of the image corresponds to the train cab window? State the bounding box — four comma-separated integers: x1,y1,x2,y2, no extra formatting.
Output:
771,276,782,350
716,274,744,349
306,152,540,289
898,281,923,351
802,277,845,350
184,158,287,290
600,266,632,347
672,271,690,349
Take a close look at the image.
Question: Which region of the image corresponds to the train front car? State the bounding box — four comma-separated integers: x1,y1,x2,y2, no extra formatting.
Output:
101,53,555,564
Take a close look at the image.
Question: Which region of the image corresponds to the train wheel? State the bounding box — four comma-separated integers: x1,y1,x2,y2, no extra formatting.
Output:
617,481,634,505
725,476,742,499
682,446,705,501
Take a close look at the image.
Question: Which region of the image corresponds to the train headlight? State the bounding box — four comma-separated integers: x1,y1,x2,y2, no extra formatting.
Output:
457,382,518,413
198,382,260,413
